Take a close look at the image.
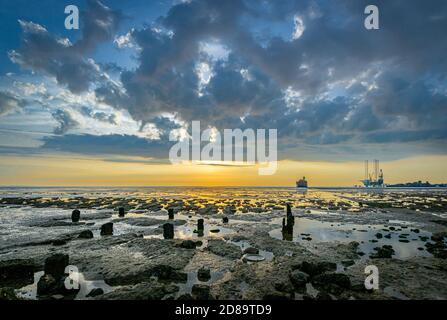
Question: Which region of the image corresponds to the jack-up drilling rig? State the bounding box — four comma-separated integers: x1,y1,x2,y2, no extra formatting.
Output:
361,160,384,188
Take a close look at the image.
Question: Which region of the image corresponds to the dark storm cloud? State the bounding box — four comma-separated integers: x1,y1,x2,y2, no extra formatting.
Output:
0,91,24,116
363,129,447,144
8,0,447,158
366,73,447,129
9,0,123,93
100,0,446,147
74,0,124,52
52,109,79,134
41,134,171,159
80,106,117,125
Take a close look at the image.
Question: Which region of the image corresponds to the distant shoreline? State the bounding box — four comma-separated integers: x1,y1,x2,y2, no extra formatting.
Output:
0,185,447,190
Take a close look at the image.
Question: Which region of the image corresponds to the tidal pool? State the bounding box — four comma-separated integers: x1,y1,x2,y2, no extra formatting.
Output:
269,217,434,259
15,270,114,300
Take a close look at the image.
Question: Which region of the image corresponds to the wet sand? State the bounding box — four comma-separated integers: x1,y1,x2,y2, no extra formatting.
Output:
0,187,446,300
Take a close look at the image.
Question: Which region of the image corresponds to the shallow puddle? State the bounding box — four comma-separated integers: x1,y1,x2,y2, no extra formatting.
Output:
176,223,235,239
177,270,226,297
269,217,434,259
15,270,113,300
230,240,274,262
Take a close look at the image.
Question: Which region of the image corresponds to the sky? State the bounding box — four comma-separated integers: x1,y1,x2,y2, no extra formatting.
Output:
0,0,446,186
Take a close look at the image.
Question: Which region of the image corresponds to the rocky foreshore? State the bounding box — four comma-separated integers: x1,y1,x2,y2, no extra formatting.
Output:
0,188,446,300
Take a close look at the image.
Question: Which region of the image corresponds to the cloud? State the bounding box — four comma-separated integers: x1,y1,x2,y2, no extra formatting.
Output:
0,91,24,116
52,109,79,134
100,1,446,138
80,106,117,125
75,0,124,52
41,134,171,159
9,0,123,93
6,0,447,160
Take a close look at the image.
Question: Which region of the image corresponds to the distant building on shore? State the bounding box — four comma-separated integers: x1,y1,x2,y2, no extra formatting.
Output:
388,181,447,188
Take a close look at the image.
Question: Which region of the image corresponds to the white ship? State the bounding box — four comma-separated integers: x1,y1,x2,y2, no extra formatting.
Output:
296,176,308,189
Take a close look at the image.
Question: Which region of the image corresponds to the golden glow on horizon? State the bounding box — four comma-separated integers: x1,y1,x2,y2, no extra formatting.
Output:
0,154,446,186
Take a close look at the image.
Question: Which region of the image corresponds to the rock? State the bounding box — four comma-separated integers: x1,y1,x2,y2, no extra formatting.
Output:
199,205,219,215
52,239,67,246
209,229,220,233
87,237,196,286
100,222,114,236
375,233,383,239
78,230,94,239
44,254,69,280
151,265,187,282
384,234,392,239
371,245,395,259
177,293,193,300
86,288,104,297
312,273,351,295
316,292,333,300
50,294,65,300
431,232,447,242
223,206,236,215
243,247,259,255
71,209,80,223
0,259,37,288
37,274,58,296
197,267,211,282
295,261,337,277
115,217,185,227
222,216,229,223
96,280,179,300
163,223,174,239
262,292,291,300
433,250,447,259
341,259,355,267
191,284,213,300
348,241,360,250
30,220,85,227
0,287,19,300
425,239,447,259
180,240,196,249
118,207,126,217
289,270,309,288
273,279,294,294
207,240,242,260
